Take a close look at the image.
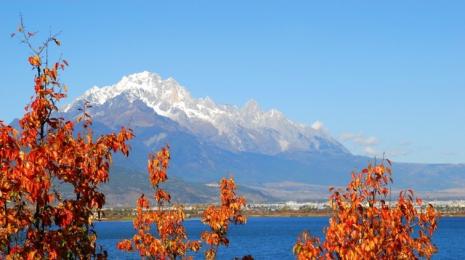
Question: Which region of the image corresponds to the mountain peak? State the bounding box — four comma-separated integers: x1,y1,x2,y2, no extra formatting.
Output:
124,71,161,82
65,71,193,111
244,99,260,111
64,71,349,155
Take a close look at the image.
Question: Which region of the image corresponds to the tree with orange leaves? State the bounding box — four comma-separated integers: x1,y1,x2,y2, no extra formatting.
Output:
1,19,133,259
117,146,249,260
293,160,439,259
201,177,247,260
117,146,201,259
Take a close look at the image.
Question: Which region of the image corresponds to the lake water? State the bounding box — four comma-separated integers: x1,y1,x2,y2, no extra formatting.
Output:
95,217,465,259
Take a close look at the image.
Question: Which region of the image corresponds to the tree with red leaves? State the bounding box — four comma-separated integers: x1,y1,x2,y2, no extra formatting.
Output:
293,160,439,259
117,146,201,259
1,19,133,259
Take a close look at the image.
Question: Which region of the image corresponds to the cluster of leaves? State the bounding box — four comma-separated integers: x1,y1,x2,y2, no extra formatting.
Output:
117,146,201,259
0,21,133,259
201,178,247,260
117,146,248,260
293,160,439,259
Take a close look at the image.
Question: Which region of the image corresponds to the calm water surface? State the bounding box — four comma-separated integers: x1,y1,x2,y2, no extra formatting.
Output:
95,217,465,259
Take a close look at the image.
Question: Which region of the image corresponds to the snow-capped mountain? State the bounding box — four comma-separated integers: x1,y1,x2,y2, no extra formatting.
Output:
64,71,349,155
57,71,465,205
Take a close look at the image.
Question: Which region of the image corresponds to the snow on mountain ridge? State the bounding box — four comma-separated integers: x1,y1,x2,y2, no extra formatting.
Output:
65,71,349,155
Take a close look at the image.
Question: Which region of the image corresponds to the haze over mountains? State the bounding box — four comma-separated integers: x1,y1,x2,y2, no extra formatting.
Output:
61,72,465,206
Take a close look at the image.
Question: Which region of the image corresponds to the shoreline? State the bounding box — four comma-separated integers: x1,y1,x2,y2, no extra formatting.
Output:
96,212,465,222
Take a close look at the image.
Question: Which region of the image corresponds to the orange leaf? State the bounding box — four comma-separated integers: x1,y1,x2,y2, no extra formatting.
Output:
28,55,41,66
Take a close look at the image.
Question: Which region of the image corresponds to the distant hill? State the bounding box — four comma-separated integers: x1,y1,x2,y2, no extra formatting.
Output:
53,72,465,206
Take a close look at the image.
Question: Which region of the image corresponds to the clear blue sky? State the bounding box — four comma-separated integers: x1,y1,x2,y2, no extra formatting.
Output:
1,1,464,164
